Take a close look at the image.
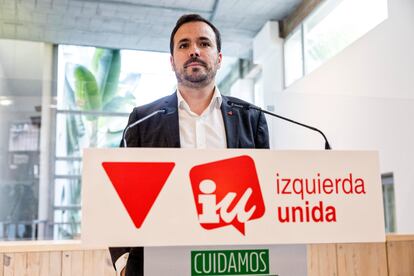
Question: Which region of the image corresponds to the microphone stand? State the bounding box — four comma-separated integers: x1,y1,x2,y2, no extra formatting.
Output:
229,101,332,150
122,109,167,147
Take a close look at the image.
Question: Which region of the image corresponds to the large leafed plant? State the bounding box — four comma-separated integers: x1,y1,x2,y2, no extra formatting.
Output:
60,48,135,239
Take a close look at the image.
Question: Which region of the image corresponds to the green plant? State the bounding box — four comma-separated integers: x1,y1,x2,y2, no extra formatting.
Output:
65,48,136,148
72,49,121,146
60,48,135,239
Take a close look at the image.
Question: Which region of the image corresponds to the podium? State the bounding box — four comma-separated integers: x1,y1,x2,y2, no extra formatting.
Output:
81,149,385,275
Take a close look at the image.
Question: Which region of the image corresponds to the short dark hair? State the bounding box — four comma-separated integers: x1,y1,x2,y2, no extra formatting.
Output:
169,14,221,54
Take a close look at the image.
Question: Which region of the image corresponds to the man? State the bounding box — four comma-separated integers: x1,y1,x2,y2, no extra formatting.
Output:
111,14,269,276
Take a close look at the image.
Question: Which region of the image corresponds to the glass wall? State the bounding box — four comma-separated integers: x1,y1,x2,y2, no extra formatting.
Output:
0,39,47,240
284,0,388,87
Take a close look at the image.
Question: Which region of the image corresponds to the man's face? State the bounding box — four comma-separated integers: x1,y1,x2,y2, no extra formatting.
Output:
170,21,222,89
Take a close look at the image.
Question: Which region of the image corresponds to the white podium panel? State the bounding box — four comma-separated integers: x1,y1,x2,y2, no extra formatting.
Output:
82,149,385,247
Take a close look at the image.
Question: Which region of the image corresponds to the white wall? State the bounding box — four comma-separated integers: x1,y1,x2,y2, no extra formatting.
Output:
257,0,414,232
230,78,255,103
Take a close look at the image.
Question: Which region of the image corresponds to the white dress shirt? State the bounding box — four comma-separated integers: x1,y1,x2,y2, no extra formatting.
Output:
115,88,227,275
177,87,227,149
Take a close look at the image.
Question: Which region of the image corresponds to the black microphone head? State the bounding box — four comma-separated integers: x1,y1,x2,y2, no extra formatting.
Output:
162,107,177,115
227,100,252,110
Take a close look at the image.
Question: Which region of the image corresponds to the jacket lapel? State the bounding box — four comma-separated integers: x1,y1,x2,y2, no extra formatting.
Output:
221,96,239,148
162,92,180,148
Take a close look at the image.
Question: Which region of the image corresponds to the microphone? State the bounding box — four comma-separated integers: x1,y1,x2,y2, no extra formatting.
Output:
227,100,332,150
122,107,176,147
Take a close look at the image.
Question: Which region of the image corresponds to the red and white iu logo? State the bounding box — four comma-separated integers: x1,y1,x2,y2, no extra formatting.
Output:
190,155,265,235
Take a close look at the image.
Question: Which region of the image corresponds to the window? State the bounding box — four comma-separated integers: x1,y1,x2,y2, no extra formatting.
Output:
382,172,396,233
284,27,304,87
284,0,388,86
0,39,45,241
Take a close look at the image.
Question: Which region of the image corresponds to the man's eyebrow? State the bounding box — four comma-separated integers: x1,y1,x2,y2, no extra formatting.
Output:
199,36,212,41
177,38,190,44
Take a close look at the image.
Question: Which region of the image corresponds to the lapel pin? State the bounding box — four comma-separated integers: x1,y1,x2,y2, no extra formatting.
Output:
227,111,233,116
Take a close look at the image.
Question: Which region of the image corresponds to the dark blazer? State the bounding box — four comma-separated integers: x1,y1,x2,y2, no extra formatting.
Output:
122,92,269,148
110,92,269,275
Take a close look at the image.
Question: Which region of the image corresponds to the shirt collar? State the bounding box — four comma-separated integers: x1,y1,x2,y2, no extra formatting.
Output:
177,87,222,112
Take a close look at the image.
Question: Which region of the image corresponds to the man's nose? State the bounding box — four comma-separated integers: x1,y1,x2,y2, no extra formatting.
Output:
189,45,200,57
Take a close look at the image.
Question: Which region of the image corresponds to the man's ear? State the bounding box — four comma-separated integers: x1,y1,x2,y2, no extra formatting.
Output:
217,52,223,69
170,55,175,71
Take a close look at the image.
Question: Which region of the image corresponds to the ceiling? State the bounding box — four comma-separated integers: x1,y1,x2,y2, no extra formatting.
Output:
0,0,302,58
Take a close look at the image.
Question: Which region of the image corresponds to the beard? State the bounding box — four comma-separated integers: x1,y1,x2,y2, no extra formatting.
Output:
174,57,219,88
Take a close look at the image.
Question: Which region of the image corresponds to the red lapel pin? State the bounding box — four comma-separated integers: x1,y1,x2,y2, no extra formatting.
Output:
227,111,233,116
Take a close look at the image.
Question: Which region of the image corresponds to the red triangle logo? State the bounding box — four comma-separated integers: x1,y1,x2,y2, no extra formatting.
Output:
102,162,175,229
